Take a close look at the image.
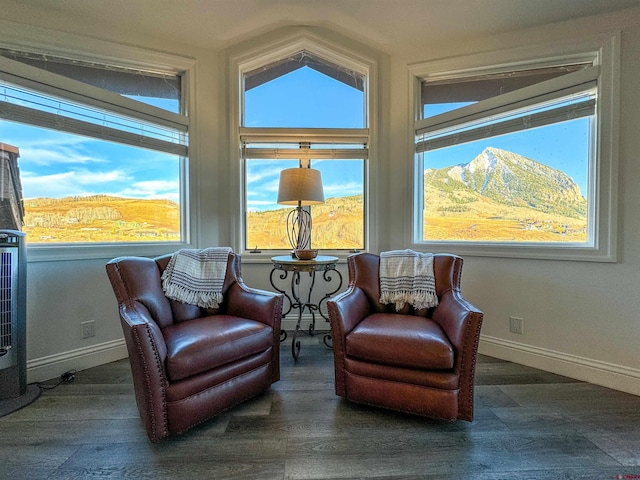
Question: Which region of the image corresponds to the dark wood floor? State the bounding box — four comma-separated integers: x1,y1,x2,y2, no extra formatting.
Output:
2,337,640,479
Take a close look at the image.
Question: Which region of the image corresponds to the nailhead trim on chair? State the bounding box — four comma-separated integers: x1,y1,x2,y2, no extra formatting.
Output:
114,260,169,443
327,299,346,396
457,307,483,421
450,256,482,422
137,322,169,442
270,294,283,382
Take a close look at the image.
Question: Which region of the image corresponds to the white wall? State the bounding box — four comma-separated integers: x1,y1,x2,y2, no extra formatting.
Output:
2,6,640,395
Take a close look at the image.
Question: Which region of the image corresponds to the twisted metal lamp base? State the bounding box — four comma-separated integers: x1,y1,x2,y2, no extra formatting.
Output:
286,206,312,251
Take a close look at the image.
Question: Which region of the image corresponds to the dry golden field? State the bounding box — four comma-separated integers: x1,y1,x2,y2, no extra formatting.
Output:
424,215,587,242
23,195,180,243
246,195,365,250
423,184,587,242
21,191,586,245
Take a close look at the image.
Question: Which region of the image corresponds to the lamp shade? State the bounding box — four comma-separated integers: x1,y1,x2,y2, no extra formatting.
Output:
277,168,325,206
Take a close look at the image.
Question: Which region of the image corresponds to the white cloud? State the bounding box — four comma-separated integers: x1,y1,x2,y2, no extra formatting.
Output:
322,181,362,197
246,200,283,212
19,146,102,166
21,169,129,198
132,180,177,193
113,180,178,201
246,169,280,186
8,131,109,167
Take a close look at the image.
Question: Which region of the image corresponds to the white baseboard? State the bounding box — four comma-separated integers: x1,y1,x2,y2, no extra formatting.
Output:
27,339,128,383
281,313,331,333
480,335,640,396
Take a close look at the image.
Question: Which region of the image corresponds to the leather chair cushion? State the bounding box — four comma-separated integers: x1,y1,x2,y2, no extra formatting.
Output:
345,313,454,370
163,315,273,382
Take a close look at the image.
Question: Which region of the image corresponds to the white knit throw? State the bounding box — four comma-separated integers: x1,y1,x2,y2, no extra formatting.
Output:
379,249,438,311
161,247,232,309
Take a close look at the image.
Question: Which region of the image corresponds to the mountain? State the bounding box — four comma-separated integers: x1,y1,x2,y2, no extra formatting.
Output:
425,147,586,219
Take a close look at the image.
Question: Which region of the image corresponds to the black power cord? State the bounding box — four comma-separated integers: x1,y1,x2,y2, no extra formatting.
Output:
61,371,76,384
34,369,77,391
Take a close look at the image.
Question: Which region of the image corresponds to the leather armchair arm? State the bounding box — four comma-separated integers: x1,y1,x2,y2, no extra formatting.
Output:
327,285,371,397
432,290,483,355
432,289,483,421
224,281,283,328
119,302,167,362
118,303,170,442
328,285,371,336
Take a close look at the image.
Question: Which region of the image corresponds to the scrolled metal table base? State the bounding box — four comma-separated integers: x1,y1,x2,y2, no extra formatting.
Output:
270,255,342,361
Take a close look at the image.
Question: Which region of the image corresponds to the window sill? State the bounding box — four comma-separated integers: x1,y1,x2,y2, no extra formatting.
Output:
411,240,616,263
238,249,357,265
26,242,191,263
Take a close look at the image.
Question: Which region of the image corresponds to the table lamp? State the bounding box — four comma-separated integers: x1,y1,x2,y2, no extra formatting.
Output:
277,167,324,254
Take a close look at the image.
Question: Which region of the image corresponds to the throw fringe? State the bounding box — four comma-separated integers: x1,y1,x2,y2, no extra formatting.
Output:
162,247,232,309
379,249,438,311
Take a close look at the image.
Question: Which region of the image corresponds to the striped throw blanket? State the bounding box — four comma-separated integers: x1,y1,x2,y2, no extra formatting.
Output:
161,247,232,308
379,249,438,311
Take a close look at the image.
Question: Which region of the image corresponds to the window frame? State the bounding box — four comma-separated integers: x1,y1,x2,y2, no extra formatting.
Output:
0,25,196,262
229,30,378,260
408,33,620,262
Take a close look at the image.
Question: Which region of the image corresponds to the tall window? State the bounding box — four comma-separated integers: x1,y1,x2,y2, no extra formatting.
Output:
0,51,187,244
411,36,619,262
240,49,368,251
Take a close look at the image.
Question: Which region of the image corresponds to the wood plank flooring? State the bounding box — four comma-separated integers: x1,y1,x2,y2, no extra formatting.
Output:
1,337,640,479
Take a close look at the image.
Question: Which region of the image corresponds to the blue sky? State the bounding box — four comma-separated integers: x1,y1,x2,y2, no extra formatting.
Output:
1,65,589,206
245,67,364,129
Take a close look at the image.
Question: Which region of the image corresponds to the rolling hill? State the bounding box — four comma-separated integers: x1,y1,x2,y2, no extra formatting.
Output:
23,195,180,243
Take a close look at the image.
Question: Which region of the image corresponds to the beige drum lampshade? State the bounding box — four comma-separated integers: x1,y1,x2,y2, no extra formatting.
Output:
277,168,325,206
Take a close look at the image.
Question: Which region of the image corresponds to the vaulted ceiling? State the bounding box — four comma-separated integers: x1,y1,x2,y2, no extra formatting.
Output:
3,0,640,53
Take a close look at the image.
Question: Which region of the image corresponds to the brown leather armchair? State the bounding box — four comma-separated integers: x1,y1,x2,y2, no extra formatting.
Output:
327,252,483,421
106,252,283,442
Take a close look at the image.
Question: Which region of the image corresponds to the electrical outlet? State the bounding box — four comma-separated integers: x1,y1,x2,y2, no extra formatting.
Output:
509,316,524,334
81,320,96,339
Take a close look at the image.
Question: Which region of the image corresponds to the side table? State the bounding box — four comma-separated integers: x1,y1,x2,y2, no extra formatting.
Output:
270,255,342,360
